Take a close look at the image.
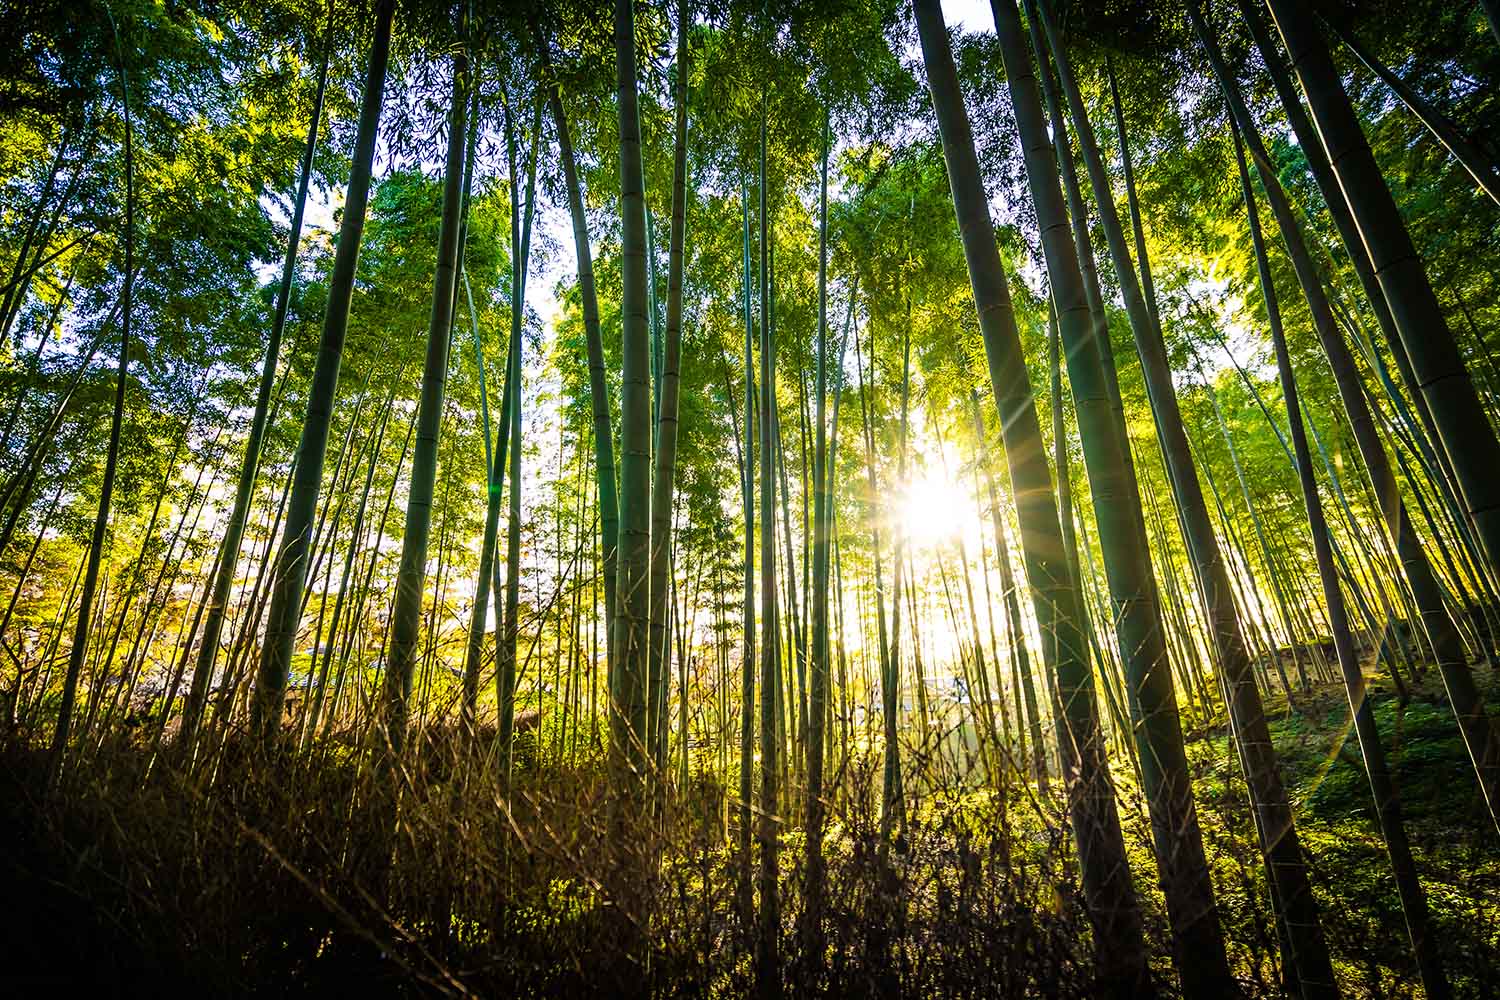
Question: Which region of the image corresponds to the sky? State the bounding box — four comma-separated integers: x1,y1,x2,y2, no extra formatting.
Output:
943,0,996,34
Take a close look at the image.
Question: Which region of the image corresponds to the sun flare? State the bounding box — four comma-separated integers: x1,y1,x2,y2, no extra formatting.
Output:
898,471,972,549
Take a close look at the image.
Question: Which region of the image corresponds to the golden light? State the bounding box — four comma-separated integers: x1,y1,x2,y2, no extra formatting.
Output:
898,470,970,549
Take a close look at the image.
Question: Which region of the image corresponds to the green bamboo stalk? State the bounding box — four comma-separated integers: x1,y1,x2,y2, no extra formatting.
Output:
1241,112,1450,995
915,2,1151,989
1260,0,1500,580
253,0,396,743
382,31,469,762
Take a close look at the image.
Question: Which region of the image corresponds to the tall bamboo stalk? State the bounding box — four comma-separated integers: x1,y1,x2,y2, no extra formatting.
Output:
382,27,469,762
1238,114,1450,997
1197,3,1500,830
611,0,651,792
193,0,333,751
646,5,690,768
993,3,1232,988
254,0,396,742
914,2,1151,991
1260,0,1500,579
49,9,135,779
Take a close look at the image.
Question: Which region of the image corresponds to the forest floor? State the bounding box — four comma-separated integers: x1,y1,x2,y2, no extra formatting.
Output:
2,670,1498,997
1180,673,1500,996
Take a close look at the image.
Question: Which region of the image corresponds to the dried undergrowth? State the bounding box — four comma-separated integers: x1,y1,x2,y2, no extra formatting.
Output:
3,677,1498,997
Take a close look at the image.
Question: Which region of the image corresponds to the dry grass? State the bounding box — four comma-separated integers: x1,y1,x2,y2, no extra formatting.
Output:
2,675,1497,997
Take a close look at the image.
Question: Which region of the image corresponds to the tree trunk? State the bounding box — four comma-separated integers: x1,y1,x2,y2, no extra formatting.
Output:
1239,0,1471,567
460,272,499,734
1327,18,1500,206
546,54,619,684
611,0,652,793
253,0,396,743
992,3,1233,991
972,392,1048,789
305,390,393,747
1198,3,1500,832
913,3,1152,993
0,126,69,346
0,317,114,557
48,13,135,780
191,3,332,752
1241,115,1451,999
1039,3,1340,991
737,184,757,934
647,1,689,783
755,91,782,998
381,33,468,763
882,314,912,842
803,106,833,960
1260,0,1500,580
498,99,540,784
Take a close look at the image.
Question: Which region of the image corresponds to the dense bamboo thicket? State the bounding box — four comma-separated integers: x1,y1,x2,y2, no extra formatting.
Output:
2,0,1500,995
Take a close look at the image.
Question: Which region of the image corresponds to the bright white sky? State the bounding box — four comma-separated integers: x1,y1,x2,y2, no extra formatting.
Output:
943,0,995,33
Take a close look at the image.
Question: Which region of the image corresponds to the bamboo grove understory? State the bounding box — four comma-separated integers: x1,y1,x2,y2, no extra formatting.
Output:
2,0,1500,996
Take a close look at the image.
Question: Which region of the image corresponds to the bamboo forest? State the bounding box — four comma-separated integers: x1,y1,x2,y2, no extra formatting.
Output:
5,0,1500,994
